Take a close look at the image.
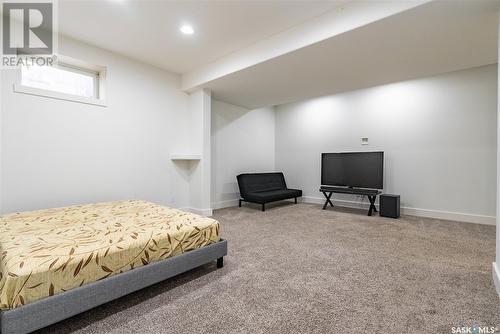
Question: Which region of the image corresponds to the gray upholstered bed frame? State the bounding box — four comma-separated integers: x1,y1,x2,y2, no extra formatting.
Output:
0,239,227,334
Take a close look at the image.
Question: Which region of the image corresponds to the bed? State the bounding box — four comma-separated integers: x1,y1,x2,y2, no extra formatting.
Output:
0,200,227,334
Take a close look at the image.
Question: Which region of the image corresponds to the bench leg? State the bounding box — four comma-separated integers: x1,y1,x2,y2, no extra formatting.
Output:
294,197,297,204
217,257,224,268
239,199,242,207
262,203,265,212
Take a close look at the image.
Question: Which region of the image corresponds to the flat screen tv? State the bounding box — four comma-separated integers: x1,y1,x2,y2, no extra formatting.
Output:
321,152,384,189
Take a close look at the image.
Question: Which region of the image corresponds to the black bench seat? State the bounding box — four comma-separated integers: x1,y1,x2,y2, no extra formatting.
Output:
237,173,302,211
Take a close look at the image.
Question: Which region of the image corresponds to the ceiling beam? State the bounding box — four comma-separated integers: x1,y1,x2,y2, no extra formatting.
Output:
181,0,431,92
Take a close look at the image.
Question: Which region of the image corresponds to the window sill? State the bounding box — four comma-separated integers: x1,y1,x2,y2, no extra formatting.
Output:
170,154,202,160
13,84,107,107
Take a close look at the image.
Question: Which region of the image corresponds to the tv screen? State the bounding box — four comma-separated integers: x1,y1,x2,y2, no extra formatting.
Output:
321,152,384,189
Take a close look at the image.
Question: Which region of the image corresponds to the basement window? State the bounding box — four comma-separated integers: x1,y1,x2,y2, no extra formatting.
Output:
14,56,106,106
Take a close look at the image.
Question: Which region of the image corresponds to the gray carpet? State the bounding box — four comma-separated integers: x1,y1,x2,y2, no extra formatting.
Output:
37,202,499,334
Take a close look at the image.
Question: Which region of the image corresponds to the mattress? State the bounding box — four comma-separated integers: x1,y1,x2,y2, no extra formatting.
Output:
0,200,220,310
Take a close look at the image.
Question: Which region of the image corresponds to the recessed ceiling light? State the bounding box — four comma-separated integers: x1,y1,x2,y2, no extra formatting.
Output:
180,24,194,35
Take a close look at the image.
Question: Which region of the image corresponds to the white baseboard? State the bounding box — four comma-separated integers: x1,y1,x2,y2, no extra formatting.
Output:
401,207,495,225
493,263,500,299
211,199,239,210
210,195,495,225
180,207,213,217
300,196,495,225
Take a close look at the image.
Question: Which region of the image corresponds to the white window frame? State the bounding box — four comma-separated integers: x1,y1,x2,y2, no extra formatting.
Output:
14,55,107,107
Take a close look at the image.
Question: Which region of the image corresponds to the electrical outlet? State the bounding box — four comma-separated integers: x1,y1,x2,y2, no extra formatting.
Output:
361,137,369,145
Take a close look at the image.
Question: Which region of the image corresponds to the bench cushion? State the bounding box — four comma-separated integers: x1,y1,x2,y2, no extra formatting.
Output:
237,173,287,194
243,189,302,204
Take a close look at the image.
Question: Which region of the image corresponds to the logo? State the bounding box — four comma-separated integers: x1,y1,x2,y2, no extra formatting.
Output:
452,322,498,334
1,1,57,67
3,2,52,54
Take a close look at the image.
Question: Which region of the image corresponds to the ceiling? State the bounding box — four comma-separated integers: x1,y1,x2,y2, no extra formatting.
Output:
59,1,499,109
203,0,499,109
59,0,345,74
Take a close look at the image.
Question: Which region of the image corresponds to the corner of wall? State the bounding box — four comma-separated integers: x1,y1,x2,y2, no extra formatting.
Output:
493,262,500,298
0,68,3,215
271,105,277,172
187,88,212,216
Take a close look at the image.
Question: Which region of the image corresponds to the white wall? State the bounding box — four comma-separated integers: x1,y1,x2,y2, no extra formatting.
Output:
494,9,500,298
0,36,192,213
0,69,2,214
275,65,497,224
211,100,275,209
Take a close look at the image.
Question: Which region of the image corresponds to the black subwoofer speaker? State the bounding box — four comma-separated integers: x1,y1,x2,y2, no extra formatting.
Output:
380,194,400,218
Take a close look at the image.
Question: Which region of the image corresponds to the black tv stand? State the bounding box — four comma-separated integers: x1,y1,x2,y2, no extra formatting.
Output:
319,186,382,216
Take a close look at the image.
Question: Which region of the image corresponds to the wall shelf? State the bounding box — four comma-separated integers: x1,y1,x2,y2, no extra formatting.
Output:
170,154,201,161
